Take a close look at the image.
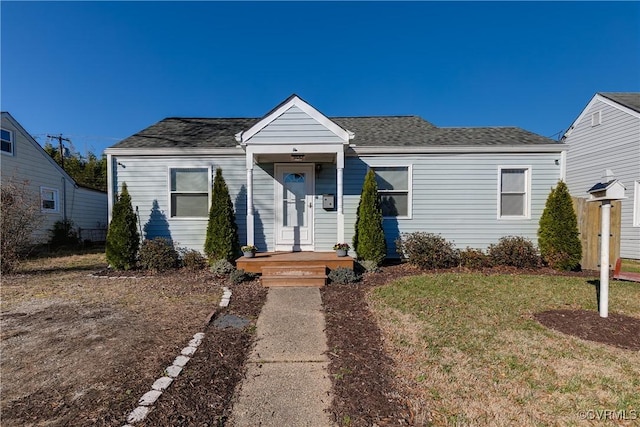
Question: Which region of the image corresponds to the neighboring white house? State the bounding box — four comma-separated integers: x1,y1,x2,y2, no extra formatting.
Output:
563,92,640,260
105,94,567,258
1,112,108,243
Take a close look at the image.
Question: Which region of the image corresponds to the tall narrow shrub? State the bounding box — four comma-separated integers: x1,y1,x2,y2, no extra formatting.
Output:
353,169,386,265
204,168,240,263
538,181,582,270
106,182,140,270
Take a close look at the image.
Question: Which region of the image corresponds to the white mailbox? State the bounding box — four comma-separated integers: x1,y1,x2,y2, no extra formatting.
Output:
587,180,626,202
586,170,626,318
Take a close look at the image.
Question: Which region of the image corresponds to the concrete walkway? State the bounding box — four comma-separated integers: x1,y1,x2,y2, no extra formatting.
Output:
228,287,333,427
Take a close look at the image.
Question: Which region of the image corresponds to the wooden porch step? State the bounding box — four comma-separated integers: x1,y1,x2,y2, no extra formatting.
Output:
260,265,327,287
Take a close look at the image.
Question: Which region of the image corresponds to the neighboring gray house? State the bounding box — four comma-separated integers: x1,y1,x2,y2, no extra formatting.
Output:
1,112,108,243
563,92,640,260
105,95,566,258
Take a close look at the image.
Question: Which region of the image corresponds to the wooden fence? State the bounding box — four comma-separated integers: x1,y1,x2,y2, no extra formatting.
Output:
572,197,621,271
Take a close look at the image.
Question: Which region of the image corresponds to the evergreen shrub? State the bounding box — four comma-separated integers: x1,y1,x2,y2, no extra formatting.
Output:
353,169,386,266
538,181,582,270
106,183,139,270
204,168,240,263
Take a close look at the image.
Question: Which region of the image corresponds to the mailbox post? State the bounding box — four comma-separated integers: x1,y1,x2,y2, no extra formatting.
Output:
587,170,626,318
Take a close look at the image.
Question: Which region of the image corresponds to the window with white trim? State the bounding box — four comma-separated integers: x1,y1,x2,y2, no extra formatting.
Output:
1,128,14,154
498,167,530,218
633,180,640,227
40,187,59,212
372,166,411,218
591,111,601,127
169,167,209,218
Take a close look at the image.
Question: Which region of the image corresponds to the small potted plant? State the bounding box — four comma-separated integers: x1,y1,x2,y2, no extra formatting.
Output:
241,245,258,258
333,243,350,257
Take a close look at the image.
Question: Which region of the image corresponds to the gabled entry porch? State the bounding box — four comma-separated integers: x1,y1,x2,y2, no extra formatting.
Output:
235,95,354,252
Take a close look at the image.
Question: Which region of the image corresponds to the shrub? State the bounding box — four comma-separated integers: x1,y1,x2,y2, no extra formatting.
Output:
180,248,207,270
106,182,140,270
138,238,179,272
358,259,380,273
229,268,256,285
488,236,541,268
538,181,582,270
0,178,42,274
49,219,80,249
328,267,360,285
459,247,492,269
210,259,235,277
396,232,459,270
204,168,240,263
353,169,386,266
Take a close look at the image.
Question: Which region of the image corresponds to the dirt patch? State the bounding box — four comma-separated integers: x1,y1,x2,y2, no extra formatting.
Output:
1,259,222,427
535,309,640,351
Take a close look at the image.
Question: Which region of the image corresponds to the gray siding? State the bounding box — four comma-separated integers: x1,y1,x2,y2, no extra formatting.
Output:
314,163,339,251
112,156,248,252
344,153,563,257
1,114,107,242
247,106,344,144
565,98,640,259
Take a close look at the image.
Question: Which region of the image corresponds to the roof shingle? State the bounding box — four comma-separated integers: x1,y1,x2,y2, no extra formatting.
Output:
110,115,557,149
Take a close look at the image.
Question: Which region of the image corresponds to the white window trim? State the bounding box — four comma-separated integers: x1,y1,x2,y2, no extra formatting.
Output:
371,165,413,220
1,127,14,156
40,186,60,213
497,166,531,220
167,166,212,220
633,180,640,227
591,110,602,127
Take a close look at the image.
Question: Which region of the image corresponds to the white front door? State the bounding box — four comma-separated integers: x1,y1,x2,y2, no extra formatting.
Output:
275,164,314,251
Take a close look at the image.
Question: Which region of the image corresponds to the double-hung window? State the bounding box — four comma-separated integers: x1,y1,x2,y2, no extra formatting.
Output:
169,168,210,218
1,128,13,155
40,187,59,213
372,166,411,218
498,167,530,219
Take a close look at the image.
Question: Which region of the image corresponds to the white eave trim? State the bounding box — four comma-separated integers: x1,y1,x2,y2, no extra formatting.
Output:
235,95,352,144
105,147,245,156
348,144,567,155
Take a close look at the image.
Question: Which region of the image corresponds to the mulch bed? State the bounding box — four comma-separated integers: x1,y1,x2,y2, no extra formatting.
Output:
138,279,267,426
535,309,640,351
321,263,422,427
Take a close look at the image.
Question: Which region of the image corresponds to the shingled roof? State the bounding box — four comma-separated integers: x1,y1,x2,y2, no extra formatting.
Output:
599,92,640,113
110,115,557,149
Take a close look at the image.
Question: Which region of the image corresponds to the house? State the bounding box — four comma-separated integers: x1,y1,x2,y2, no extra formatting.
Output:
1,112,108,243
105,94,566,258
563,92,640,260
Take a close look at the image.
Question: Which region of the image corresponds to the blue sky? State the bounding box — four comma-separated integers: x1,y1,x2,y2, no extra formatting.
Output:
2,1,639,156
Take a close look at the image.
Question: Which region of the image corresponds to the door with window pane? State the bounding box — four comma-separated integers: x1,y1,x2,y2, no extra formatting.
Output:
275,164,314,251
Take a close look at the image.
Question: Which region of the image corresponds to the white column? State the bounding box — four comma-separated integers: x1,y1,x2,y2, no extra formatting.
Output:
337,150,345,243
246,152,255,246
106,153,113,224
599,201,611,318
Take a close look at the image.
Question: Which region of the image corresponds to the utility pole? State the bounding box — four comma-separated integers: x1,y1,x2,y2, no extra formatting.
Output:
47,134,71,170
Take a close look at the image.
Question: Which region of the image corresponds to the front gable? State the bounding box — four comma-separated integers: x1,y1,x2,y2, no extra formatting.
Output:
236,95,353,145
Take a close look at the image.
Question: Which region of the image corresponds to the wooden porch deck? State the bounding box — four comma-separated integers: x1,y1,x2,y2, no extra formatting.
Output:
236,251,354,275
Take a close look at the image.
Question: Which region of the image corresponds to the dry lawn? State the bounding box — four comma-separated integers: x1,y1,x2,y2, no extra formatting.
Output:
1,252,221,426
368,273,640,426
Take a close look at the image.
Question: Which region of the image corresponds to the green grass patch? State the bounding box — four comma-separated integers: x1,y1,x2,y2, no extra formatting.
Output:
621,258,640,274
369,273,640,426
